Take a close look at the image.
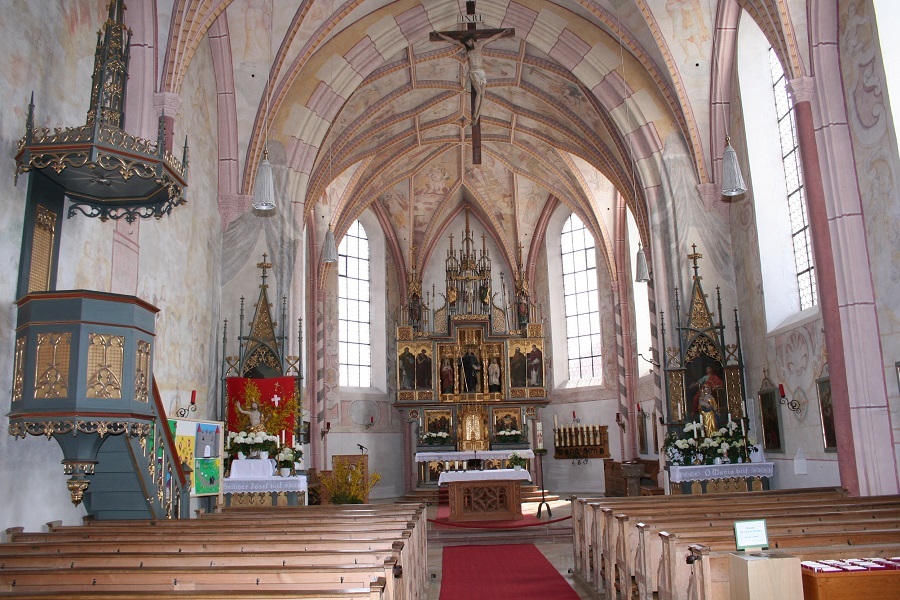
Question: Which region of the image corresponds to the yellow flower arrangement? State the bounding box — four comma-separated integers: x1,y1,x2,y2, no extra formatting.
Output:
320,457,382,504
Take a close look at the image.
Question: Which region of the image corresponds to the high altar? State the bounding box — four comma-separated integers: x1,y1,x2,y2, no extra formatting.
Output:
394,209,548,484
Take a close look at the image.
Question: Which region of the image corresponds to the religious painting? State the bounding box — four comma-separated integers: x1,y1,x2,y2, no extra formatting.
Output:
637,406,649,454
437,345,457,395
398,342,433,392
492,407,522,436
685,351,726,424
526,340,544,387
816,376,836,452
459,345,484,394
226,377,298,445
424,409,453,436
509,339,542,389
758,388,784,453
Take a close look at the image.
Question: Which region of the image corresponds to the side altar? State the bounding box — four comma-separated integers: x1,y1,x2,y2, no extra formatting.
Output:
393,209,548,486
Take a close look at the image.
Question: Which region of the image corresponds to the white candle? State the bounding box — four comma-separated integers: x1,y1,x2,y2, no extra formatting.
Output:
741,419,745,437
553,414,558,429
694,425,698,439
536,422,544,450
728,412,732,425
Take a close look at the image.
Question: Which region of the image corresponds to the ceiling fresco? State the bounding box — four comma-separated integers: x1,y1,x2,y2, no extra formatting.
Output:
157,0,803,280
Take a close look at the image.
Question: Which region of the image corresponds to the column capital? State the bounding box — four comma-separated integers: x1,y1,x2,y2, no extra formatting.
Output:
787,76,816,104
153,92,182,118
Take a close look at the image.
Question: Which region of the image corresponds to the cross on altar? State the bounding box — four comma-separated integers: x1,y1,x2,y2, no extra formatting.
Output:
272,394,281,407
430,0,513,164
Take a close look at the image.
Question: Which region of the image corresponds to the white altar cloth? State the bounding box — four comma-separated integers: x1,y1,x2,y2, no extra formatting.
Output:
228,458,275,479
416,449,535,462
438,469,532,485
669,462,774,483
223,475,308,494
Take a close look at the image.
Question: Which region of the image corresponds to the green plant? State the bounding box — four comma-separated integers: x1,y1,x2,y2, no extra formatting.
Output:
320,458,381,504
275,444,303,469
507,451,527,468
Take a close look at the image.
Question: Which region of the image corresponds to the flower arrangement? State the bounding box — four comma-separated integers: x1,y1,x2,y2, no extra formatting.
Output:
275,444,303,470
496,428,522,442
228,430,279,458
422,431,450,444
507,451,527,468
662,421,757,466
320,457,382,504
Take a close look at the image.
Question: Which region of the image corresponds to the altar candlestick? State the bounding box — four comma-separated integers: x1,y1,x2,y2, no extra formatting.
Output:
694,426,698,439
536,422,544,450
778,384,785,397
370,416,374,424
728,412,732,425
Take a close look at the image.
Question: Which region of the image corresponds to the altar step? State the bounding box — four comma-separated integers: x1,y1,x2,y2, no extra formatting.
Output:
405,485,559,505
428,518,573,546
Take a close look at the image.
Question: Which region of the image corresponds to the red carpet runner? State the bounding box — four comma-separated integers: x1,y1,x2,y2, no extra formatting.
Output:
439,543,580,600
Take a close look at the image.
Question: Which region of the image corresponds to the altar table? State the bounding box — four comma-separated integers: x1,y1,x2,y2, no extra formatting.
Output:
222,474,308,507
438,468,531,522
417,449,535,462
229,458,275,479
669,462,774,495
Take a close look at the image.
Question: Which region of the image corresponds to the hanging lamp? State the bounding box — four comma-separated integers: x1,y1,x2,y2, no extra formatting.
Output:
322,224,338,263
634,243,650,283
252,0,276,211
721,135,747,196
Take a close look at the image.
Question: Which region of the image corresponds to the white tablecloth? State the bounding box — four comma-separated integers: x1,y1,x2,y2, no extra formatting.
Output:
223,475,308,494
438,469,532,485
669,462,774,483
229,458,275,479
416,449,535,462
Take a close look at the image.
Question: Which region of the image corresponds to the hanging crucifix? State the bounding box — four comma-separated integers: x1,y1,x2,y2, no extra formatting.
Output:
430,0,513,164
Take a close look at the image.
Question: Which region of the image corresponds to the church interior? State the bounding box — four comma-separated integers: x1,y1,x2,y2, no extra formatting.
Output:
1,0,899,597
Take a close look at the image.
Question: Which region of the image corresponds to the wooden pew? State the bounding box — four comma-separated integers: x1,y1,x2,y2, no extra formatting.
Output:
589,489,857,597
0,504,426,600
626,504,900,599
664,531,900,600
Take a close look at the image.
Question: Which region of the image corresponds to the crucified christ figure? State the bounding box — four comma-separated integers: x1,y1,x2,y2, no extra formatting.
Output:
433,29,512,124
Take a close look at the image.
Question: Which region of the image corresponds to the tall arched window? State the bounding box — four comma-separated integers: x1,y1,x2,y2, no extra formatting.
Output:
560,213,601,380
769,47,816,310
338,220,371,387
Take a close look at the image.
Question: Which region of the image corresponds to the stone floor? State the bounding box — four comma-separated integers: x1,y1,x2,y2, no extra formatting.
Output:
422,497,598,599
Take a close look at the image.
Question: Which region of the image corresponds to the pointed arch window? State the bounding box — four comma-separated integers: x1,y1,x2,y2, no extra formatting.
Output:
338,220,371,387
560,213,601,380
769,47,816,310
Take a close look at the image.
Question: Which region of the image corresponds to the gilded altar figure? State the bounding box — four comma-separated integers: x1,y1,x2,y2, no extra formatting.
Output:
236,401,266,432
697,385,718,438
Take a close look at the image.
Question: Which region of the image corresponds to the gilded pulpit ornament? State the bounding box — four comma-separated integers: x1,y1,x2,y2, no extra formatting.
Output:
14,0,188,222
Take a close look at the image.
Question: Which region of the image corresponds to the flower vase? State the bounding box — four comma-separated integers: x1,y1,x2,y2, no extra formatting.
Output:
237,452,246,460
713,457,723,465
280,467,292,477
259,451,269,460
513,465,522,471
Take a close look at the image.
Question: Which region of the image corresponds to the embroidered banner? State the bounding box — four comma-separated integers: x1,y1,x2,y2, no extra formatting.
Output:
226,377,299,447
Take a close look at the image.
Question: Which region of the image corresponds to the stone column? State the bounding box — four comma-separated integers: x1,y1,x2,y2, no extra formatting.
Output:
787,75,896,495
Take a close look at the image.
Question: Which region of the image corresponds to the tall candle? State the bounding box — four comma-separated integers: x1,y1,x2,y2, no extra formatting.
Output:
778,384,785,397
741,419,745,437
572,410,576,420
728,412,732,424
553,414,558,429
190,390,196,405
536,422,544,450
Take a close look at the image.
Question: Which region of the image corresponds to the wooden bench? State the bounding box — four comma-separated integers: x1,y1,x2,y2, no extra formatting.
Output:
0,504,426,600
571,487,846,592
582,488,852,596
672,533,900,600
